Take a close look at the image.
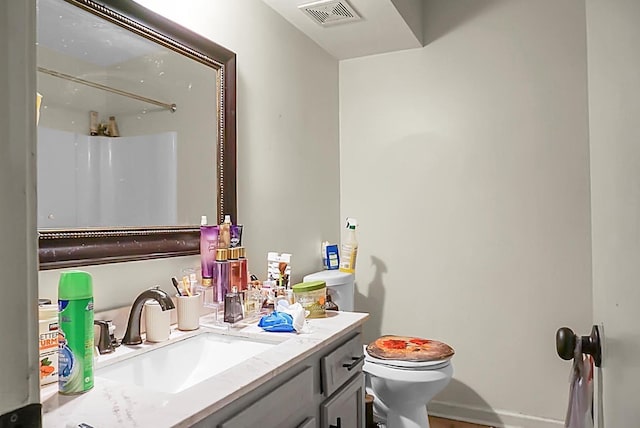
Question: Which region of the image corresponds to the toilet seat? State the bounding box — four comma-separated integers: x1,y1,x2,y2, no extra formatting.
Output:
364,348,452,382
364,347,452,369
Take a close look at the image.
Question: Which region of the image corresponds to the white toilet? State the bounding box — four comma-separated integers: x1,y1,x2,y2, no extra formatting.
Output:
363,348,453,428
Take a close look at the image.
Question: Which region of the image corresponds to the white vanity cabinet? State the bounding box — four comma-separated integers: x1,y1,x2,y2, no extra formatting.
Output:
194,331,366,428
42,312,369,427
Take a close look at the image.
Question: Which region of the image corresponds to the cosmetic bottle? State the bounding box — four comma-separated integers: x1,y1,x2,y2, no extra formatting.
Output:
339,218,359,274
228,247,242,292
199,216,219,287
224,286,244,324
230,224,243,248
219,214,232,249
324,292,339,311
214,248,229,303
244,285,261,317
107,116,120,137
238,247,249,291
89,111,99,136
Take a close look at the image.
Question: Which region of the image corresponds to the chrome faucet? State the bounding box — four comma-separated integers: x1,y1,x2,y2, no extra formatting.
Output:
122,286,175,345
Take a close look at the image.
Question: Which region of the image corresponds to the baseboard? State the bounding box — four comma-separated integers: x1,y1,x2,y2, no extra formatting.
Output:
428,401,564,428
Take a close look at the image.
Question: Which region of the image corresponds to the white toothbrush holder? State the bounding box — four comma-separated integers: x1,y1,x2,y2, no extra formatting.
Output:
144,301,171,342
176,293,202,331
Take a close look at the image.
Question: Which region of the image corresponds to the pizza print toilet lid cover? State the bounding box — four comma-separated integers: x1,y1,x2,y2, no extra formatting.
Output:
366,335,455,362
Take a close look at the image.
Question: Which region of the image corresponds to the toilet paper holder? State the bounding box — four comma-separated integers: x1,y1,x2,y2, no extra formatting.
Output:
555,325,602,367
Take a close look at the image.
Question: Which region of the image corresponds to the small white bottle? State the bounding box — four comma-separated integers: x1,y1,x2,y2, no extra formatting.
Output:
339,218,358,274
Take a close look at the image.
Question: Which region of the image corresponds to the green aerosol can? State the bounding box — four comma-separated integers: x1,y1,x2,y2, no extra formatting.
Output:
58,271,94,394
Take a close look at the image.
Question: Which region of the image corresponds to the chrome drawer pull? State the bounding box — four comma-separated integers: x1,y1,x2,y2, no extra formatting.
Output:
342,355,365,371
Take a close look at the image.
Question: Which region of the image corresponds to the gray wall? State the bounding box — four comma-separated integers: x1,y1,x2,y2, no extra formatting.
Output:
339,0,591,425
587,0,640,426
0,0,40,417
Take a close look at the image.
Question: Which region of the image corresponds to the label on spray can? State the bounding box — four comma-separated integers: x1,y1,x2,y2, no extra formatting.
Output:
58,298,94,394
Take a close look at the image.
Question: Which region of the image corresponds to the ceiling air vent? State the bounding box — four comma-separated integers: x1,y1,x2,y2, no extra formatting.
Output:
299,0,361,26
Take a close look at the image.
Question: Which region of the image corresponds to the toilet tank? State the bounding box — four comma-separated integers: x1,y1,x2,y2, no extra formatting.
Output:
302,270,354,311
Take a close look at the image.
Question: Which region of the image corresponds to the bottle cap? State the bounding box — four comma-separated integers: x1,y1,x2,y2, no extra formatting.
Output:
215,248,228,261
201,215,208,226
229,247,240,260
238,247,246,258
223,214,231,224
58,270,93,300
346,217,358,229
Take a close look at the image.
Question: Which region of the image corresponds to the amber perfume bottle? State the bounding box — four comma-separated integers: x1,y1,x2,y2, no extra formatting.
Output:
228,247,242,293
214,248,229,304
238,247,249,291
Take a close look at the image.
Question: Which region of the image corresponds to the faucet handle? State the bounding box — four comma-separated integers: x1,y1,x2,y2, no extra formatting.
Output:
94,320,116,354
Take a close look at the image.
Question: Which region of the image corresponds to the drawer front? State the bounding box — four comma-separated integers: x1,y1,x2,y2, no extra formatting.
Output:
321,333,364,397
220,366,314,428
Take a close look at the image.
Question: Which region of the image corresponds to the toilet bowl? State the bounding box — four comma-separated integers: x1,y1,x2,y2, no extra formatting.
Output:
363,348,453,428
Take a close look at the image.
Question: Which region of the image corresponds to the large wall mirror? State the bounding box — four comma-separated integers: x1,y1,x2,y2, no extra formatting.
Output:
37,0,236,269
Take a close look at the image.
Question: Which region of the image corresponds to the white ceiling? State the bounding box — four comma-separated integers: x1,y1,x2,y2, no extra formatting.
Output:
261,0,425,60
37,0,161,67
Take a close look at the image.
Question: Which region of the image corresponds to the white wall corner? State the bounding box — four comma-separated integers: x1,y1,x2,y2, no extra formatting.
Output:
390,0,424,45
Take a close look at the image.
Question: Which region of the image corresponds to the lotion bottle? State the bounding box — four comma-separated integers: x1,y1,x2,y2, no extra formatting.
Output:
199,216,219,287
218,214,232,249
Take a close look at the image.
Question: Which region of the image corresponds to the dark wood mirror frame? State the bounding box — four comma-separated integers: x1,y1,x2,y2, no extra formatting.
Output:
38,0,236,270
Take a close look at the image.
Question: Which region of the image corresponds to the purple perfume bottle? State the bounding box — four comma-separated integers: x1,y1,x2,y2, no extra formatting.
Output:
214,248,229,303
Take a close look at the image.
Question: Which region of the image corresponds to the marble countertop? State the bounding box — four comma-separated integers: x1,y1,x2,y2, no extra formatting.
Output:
41,311,369,427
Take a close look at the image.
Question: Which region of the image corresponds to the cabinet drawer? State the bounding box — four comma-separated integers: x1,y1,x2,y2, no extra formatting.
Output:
321,333,364,397
220,366,314,428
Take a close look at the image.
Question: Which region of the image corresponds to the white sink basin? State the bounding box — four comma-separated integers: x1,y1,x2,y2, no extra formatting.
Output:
96,332,276,394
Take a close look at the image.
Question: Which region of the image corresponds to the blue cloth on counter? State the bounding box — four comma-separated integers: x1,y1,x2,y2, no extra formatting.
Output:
258,311,295,332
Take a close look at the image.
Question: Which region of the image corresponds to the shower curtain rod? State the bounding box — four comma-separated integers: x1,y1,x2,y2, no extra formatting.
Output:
37,66,177,113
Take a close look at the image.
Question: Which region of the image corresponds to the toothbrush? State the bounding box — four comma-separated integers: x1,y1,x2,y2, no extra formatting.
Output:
171,277,182,296
182,276,192,296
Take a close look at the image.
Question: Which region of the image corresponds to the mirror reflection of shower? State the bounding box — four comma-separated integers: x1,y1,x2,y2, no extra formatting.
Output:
38,127,177,228
36,0,219,228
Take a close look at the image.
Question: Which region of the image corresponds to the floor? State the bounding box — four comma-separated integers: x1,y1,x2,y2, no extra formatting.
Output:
429,416,492,428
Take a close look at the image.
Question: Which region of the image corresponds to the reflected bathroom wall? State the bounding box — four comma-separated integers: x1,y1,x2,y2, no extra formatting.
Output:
38,127,177,228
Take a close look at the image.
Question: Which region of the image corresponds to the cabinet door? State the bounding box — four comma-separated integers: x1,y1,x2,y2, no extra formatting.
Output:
321,373,365,428
220,366,314,428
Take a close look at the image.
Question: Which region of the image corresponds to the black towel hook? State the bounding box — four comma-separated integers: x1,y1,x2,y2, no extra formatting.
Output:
556,325,602,368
